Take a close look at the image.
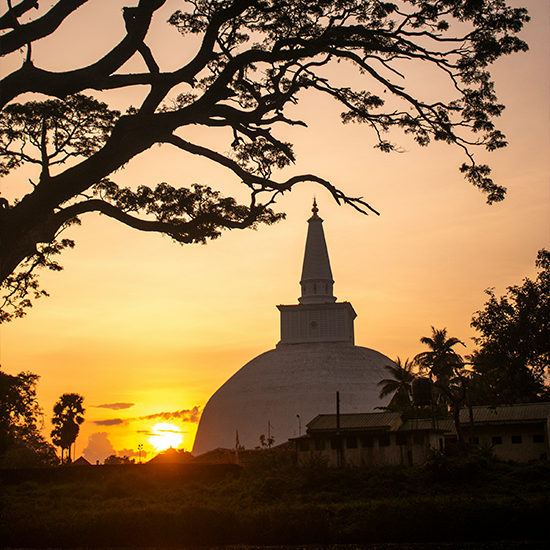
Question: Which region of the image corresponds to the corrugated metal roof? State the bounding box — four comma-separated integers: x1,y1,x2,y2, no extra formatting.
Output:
307,411,402,431
308,403,550,435
400,418,454,432
458,402,550,424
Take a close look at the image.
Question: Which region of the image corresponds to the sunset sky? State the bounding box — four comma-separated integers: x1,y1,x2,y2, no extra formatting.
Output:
1,0,548,462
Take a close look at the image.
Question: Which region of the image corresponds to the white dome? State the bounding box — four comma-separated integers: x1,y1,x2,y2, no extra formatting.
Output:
192,342,392,454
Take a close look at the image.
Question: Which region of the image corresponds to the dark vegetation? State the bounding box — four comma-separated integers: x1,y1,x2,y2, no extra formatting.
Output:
1,449,548,547
378,249,549,439
0,369,58,468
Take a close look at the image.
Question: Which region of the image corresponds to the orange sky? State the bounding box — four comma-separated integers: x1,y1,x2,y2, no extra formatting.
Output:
1,0,548,462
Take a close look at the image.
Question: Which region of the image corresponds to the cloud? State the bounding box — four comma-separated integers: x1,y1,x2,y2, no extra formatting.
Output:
93,402,135,410
82,432,115,464
93,418,126,426
138,407,201,424
137,427,185,437
90,407,201,429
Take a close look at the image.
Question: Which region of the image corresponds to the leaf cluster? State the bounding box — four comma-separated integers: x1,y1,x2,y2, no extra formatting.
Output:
0,370,42,448
0,368,58,466
0,228,77,323
92,179,285,244
0,94,119,178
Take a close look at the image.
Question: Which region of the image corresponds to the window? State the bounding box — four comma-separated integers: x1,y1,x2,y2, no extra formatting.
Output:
492,436,503,445
314,438,325,451
299,439,310,452
396,433,408,446
330,437,340,450
413,433,425,445
379,434,391,447
346,436,357,449
533,434,544,444
511,435,522,444
360,435,374,448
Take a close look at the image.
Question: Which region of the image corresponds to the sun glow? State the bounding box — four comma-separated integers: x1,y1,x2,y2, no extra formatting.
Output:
148,423,183,451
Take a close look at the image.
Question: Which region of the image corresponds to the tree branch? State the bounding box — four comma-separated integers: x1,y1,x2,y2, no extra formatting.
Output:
0,0,167,107
0,0,89,54
0,0,39,31
54,198,266,243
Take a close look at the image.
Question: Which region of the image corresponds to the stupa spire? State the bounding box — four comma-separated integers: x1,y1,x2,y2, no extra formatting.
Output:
299,199,336,304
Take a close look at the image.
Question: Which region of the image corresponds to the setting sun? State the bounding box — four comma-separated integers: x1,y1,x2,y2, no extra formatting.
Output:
148,423,183,451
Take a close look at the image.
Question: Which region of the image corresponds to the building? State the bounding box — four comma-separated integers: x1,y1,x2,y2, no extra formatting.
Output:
295,411,444,467
294,402,550,466
192,201,394,454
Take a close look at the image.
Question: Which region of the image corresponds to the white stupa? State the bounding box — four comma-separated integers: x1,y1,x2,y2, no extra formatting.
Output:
192,201,393,454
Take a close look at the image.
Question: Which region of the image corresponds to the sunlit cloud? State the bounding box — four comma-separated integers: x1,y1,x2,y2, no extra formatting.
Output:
137,428,187,436
92,407,201,428
138,407,201,424
93,402,135,410
93,418,125,426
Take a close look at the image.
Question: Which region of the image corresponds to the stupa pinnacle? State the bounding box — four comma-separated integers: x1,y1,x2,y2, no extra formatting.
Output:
192,203,393,455
299,199,336,305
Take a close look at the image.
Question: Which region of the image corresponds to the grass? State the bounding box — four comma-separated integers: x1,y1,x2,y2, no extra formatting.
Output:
1,451,549,547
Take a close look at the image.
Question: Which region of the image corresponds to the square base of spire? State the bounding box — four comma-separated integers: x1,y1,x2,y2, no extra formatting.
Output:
276,302,356,346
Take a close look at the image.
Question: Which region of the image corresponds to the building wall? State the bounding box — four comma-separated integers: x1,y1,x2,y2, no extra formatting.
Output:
470,423,548,462
298,424,549,465
297,431,442,467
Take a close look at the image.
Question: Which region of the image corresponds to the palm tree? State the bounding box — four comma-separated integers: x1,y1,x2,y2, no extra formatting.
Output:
414,327,465,383
378,357,416,411
414,327,467,444
51,393,85,462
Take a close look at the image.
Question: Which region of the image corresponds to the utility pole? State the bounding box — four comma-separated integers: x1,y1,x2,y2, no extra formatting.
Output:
336,391,343,468
267,421,274,448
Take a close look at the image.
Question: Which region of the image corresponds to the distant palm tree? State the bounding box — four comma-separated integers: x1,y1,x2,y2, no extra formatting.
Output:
414,326,465,383
378,357,416,411
51,393,85,462
414,327,467,444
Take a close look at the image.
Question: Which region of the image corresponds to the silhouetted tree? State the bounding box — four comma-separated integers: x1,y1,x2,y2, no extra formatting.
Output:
51,393,85,462
0,369,58,467
0,0,530,320
104,454,135,465
414,327,468,444
469,248,550,404
259,433,275,449
378,357,416,411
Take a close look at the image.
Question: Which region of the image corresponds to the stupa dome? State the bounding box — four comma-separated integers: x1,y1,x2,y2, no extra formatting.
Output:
192,201,393,454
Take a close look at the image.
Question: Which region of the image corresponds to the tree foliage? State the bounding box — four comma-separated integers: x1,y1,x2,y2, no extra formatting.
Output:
0,368,58,467
0,0,531,320
377,356,415,410
414,326,468,443
469,248,550,404
414,326,466,383
104,454,135,465
50,392,85,462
